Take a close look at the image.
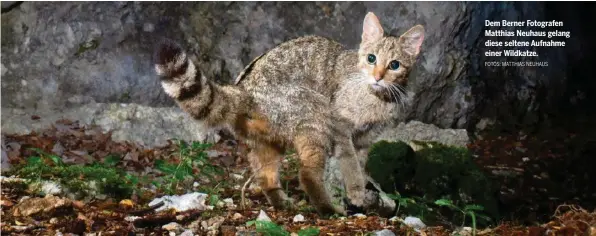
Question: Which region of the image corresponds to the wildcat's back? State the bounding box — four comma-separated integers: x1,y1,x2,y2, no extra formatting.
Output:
236,37,334,133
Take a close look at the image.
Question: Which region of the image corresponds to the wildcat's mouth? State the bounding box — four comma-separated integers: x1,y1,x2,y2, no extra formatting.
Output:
370,83,384,90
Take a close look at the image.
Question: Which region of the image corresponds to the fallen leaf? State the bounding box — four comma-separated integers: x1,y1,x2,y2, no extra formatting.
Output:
119,199,135,209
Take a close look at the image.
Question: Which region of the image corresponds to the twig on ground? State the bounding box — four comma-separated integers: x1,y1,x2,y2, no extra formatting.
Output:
240,160,282,210
128,201,164,216
241,172,256,210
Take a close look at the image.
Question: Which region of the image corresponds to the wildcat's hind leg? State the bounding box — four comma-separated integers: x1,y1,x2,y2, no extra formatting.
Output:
247,141,294,210
293,132,346,216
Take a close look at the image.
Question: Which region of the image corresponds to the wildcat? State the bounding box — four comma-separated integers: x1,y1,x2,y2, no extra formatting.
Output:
154,12,424,215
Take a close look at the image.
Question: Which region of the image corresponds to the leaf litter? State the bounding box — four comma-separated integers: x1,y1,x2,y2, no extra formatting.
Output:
1,119,595,235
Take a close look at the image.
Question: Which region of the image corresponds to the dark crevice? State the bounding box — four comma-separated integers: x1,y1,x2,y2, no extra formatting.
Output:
1,1,23,14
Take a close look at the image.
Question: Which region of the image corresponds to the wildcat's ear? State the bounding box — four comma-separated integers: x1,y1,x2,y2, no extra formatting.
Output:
399,25,425,56
361,12,384,44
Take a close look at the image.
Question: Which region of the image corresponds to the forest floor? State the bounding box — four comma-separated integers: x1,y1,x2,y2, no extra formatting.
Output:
1,119,595,235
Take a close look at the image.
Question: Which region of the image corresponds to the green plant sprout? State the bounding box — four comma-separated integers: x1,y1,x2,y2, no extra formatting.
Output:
154,140,222,194
434,199,491,236
246,220,320,236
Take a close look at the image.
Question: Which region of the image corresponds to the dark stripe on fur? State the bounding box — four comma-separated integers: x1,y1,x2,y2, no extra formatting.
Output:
177,82,201,101
235,53,265,85
167,59,189,80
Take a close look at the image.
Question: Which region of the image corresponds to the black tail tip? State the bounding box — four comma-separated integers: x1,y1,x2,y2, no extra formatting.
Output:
153,38,185,66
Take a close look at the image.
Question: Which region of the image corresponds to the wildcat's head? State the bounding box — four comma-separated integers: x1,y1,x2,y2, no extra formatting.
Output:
357,12,424,102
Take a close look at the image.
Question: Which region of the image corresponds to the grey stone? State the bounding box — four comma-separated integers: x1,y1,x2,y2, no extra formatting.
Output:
0,135,11,171
0,103,218,148
377,120,470,147
403,216,426,231
374,229,396,236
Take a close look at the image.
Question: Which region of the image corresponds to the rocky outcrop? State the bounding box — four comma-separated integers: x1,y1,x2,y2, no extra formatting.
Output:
1,102,219,147
3,2,594,130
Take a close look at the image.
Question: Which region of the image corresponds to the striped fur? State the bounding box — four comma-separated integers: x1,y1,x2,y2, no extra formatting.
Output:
154,40,252,129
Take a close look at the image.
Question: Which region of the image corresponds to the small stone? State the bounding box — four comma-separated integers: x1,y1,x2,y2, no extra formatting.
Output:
200,220,209,231
352,213,366,219
522,157,530,162
292,214,305,223
125,216,141,222
162,222,183,232
179,230,194,236
223,198,236,209
256,210,271,222
193,182,200,188
374,229,396,236
216,201,225,208
232,212,243,220
456,227,473,236
232,174,244,180
388,216,400,222
403,216,426,231
205,150,220,158
205,216,226,233
49,218,59,224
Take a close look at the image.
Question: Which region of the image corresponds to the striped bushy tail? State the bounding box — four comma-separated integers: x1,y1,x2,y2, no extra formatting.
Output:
153,39,250,128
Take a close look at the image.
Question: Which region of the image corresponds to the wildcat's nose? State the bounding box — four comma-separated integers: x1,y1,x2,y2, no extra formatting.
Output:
373,66,386,81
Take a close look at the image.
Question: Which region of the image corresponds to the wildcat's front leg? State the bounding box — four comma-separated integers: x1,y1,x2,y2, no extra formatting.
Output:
334,138,367,208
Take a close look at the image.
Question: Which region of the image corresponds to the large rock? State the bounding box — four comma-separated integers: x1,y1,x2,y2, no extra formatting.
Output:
2,2,594,130
1,102,217,147
377,121,469,147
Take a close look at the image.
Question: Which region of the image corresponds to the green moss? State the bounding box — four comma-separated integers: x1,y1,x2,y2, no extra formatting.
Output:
366,140,499,225
415,143,499,220
366,140,416,193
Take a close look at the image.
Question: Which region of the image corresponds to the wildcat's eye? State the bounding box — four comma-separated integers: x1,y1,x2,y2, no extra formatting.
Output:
389,60,400,70
367,54,376,64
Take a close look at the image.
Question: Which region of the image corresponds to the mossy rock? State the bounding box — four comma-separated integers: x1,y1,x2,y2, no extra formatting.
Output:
365,140,416,193
366,140,499,224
